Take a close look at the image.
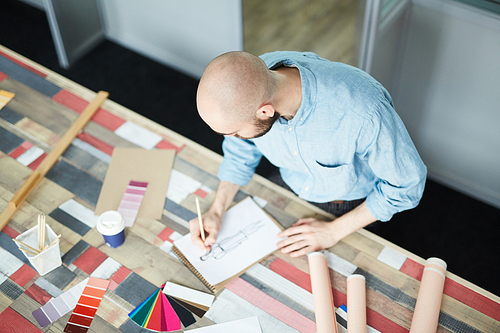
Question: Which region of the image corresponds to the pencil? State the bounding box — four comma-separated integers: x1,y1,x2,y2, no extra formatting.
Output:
195,197,206,243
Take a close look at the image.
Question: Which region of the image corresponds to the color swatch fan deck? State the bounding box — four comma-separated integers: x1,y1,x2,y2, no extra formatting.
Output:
128,284,197,331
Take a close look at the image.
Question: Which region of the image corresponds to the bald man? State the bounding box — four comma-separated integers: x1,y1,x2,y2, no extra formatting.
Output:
189,51,427,257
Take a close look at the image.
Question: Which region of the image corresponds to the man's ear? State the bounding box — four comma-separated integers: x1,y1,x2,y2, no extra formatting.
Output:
256,103,275,120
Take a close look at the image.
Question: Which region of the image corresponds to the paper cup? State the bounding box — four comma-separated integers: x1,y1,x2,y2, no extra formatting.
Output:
16,224,61,275
96,210,125,248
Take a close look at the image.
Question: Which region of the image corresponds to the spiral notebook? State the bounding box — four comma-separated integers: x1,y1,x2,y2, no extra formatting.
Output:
172,197,284,293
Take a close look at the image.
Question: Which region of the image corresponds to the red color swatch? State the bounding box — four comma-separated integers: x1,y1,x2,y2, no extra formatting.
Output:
64,277,110,333
0,71,8,82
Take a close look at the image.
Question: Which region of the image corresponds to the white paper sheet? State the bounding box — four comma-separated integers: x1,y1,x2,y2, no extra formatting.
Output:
173,197,283,286
188,316,262,333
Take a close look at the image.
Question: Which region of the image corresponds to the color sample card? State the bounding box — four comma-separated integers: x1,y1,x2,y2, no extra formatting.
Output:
117,180,148,227
129,285,198,331
0,90,15,110
64,277,109,333
94,148,175,220
32,278,89,327
163,281,214,311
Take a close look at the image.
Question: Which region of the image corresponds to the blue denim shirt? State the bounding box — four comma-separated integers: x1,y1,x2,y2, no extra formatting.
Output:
218,51,427,221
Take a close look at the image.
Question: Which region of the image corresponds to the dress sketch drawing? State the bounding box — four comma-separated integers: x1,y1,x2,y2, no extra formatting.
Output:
200,221,264,261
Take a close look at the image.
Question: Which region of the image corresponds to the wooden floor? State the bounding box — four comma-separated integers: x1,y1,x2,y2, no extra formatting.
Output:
243,0,360,66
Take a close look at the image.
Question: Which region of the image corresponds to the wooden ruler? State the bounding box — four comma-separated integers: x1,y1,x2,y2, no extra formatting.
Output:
0,91,109,231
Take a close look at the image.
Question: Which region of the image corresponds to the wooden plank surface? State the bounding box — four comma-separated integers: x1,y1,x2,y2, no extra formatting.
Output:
1,44,499,333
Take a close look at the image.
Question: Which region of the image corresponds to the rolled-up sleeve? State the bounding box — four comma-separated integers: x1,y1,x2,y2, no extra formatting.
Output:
218,136,263,186
359,99,427,222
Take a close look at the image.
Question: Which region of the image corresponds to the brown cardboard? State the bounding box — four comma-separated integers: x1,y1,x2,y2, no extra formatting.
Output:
95,148,175,219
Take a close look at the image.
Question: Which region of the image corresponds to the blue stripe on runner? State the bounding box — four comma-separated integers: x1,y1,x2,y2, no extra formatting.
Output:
0,125,24,154
114,272,158,307
164,198,197,222
0,279,24,300
49,208,91,236
0,107,24,124
45,159,103,206
0,56,62,97
62,240,90,266
0,232,34,269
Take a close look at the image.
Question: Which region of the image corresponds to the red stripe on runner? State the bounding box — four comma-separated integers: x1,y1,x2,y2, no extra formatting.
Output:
444,277,500,322
24,283,52,306
157,227,174,242
2,225,20,238
194,188,208,199
0,307,44,333
72,247,108,275
110,266,132,285
91,108,126,132
8,146,28,159
0,72,8,82
400,258,424,281
226,277,317,333
0,50,47,78
27,152,46,170
155,139,184,153
77,132,114,156
52,90,88,113
269,257,409,333
52,90,125,131
401,258,500,321
9,264,38,288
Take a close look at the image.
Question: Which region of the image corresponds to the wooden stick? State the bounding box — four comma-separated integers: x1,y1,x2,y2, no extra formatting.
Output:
19,247,39,256
195,197,206,243
0,91,109,231
13,238,40,254
42,234,61,252
41,214,46,250
38,214,42,251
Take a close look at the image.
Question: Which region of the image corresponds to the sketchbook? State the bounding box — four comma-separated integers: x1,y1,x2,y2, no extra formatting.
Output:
172,197,284,293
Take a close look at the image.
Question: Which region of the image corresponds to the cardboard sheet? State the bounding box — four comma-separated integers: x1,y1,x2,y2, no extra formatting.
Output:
95,148,175,219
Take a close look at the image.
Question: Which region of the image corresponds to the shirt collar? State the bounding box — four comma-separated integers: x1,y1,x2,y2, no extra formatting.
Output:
267,59,317,126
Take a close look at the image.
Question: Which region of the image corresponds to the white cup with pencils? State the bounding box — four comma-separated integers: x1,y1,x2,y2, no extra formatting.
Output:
14,214,62,275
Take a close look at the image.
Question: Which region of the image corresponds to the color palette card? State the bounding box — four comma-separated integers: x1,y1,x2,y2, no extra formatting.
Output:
64,277,110,333
32,278,89,327
117,180,148,227
163,281,214,312
129,285,196,331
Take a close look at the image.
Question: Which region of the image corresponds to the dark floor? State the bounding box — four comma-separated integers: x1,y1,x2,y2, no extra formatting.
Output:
2,0,500,297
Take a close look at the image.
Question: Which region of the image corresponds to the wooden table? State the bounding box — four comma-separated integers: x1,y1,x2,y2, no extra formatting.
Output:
0,44,499,333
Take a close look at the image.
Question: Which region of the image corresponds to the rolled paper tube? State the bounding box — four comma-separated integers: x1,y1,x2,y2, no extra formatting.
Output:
308,252,338,333
347,274,366,333
409,257,447,333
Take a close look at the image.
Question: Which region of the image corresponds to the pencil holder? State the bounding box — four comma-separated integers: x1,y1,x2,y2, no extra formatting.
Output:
16,224,62,275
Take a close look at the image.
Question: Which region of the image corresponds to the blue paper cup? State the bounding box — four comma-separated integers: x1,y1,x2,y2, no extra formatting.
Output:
96,211,125,248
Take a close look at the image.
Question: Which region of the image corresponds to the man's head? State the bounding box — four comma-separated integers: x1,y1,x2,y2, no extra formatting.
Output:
197,51,279,140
